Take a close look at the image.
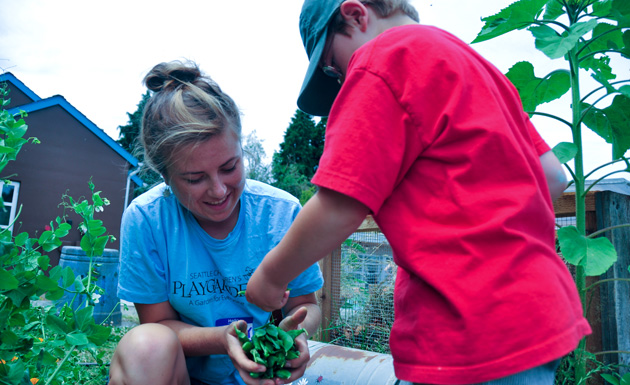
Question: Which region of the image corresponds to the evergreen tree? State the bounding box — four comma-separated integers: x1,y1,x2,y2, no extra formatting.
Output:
271,110,325,204
116,91,162,196
117,91,150,155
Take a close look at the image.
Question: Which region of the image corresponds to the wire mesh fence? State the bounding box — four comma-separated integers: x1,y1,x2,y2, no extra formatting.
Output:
318,215,582,355
321,230,396,354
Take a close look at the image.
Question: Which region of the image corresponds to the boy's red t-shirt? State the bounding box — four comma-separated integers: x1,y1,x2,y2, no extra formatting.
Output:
311,25,591,384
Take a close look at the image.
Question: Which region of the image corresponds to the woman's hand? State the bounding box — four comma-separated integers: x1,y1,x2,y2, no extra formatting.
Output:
224,320,277,385
274,307,311,383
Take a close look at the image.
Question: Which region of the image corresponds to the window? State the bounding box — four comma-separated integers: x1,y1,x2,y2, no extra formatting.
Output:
0,181,20,232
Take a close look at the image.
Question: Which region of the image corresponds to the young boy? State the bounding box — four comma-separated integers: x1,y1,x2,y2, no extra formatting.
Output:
246,1,591,384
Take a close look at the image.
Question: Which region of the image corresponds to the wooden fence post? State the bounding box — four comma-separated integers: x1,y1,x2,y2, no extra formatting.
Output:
596,191,630,375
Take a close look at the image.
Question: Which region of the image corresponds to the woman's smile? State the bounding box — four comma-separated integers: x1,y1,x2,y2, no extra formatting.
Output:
166,128,245,238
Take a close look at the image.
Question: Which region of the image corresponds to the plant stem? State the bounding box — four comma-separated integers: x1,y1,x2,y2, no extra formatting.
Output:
593,350,630,357
43,345,77,385
588,224,630,239
568,27,588,385
585,278,630,292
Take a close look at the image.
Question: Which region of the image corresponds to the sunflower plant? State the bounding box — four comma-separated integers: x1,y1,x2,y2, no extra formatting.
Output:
0,81,116,384
473,0,629,383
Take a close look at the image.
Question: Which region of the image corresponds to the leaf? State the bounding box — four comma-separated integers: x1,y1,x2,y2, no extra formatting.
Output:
622,30,630,57
601,373,620,385
542,0,564,20
87,324,111,345
37,231,54,247
47,265,63,282
0,145,16,154
557,226,618,276
472,0,548,44
578,23,622,82
37,254,50,271
530,19,598,59
505,61,570,112
35,275,61,292
80,234,92,254
54,222,71,238
610,0,630,28
586,22,625,53
276,369,291,379
552,142,578,164
45,287,64,301
14,232,29,246
234,324,250,344
61,266,76,289
0,268,19,290
582,95,630,159
73,274,86,293
92,235,110,255
66,332,89,346
46,314,70,334
75,306,95,332
277,328,294,352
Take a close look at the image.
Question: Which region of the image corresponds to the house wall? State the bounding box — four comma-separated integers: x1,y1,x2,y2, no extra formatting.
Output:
4,84,35,107
2,104,129,266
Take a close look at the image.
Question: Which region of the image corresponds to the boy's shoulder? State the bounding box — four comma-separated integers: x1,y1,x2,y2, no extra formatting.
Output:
377,24,458,45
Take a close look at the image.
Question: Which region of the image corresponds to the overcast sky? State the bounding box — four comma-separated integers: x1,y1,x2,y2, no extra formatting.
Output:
1,0,628,181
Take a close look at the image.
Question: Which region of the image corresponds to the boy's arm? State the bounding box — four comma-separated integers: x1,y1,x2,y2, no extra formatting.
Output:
539,150,568,202
246,187,370,311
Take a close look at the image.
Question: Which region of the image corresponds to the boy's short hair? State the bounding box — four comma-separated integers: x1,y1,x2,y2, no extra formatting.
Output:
297,0,419,116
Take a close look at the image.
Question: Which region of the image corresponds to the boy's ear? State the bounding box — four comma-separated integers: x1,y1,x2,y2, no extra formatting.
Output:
339,0,369,32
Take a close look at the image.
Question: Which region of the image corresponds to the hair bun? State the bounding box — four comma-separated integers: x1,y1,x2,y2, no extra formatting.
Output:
144,61,202,92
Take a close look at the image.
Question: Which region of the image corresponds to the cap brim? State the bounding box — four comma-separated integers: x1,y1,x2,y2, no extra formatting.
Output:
297,28,342,117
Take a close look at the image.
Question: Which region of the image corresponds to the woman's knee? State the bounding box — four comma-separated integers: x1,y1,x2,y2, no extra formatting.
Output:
110,323,185,380
119,324,180,358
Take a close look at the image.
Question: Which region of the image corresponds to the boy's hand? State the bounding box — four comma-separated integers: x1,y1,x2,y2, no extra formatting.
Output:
246,265,290,312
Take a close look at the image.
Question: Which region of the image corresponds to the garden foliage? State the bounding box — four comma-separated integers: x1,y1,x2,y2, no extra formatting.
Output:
0,81,116,384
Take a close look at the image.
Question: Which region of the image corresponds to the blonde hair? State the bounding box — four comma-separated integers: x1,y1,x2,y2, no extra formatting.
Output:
140,60,242,177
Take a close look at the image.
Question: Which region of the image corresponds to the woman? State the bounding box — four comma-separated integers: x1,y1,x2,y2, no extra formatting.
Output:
109,60,323,385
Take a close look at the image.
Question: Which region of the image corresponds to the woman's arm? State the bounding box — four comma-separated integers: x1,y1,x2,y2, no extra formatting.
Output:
135,301,276,384
135,301,232,357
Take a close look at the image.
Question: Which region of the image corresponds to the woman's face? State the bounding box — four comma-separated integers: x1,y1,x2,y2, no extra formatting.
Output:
166,129,245,238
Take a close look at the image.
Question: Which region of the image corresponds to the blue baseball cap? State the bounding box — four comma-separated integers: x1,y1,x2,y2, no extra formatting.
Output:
297,0,344,117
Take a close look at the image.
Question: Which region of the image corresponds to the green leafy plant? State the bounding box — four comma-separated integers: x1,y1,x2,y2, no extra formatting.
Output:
234,322,306,380
0,81,116,384
473,0,629,383
602,372,630,385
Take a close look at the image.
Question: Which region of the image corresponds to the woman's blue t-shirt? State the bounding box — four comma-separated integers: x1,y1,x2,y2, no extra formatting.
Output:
118,179,323,384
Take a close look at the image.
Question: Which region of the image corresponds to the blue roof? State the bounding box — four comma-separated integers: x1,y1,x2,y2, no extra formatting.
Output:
0,72,142,185
0,72,41,101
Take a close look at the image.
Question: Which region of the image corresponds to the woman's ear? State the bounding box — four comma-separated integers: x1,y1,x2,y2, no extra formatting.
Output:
339,0,369,32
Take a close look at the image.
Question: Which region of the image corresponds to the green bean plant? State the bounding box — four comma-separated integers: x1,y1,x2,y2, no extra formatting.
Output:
473,0,629,383
0,81,116,384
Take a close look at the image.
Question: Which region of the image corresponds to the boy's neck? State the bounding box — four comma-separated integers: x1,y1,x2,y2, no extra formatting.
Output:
374,13,418,35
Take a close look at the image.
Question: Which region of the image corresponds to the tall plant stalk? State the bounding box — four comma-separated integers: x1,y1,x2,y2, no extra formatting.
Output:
473,0,630,383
